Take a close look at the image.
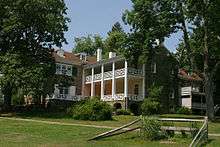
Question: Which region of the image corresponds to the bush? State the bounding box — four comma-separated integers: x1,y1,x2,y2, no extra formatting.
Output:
68,99,112,121
176,107,192,115
129,102,141,116
116,109,131,115
140,116,167,140
141,98,160,116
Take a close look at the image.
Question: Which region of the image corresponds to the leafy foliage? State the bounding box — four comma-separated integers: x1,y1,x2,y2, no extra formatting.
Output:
0,0,69,107
176,107,192,115
129,102,141,116
72,22,127,58
140,116,167,140
141,98,161,116
73,35,104,56
141,86,162,115
115,109,131,115
68,98,112,121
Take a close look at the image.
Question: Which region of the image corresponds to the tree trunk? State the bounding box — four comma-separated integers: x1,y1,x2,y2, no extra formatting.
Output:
2,83,13,111
203,22,215,120
204,73,215,120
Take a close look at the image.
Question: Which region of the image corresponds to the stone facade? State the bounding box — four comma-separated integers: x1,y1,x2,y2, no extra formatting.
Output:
145,46,179,113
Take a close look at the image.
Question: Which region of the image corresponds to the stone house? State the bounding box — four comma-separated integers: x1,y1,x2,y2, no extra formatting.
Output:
48,47,179,111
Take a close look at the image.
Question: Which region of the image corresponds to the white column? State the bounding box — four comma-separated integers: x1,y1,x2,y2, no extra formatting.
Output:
101,64,104,99
124,60,128,98
142,64,146,99
82,69,85,97
91,67,95,97
112,62,116,98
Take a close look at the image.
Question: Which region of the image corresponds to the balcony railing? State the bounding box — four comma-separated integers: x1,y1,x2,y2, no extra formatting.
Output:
85,68,143,83
192,103,206,109
49,94,85,101
101,93,143,102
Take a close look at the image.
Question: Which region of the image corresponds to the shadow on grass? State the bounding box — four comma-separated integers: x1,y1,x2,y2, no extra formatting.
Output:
200,138,215,146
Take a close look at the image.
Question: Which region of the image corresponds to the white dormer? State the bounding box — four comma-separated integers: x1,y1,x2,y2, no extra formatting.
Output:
80,53,87,62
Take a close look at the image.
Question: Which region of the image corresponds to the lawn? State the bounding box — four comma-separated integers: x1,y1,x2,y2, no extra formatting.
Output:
1,118,220,147
7,112,220,134
0,118,191,147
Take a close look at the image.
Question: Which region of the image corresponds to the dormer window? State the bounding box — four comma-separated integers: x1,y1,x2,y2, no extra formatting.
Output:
80,53,87,62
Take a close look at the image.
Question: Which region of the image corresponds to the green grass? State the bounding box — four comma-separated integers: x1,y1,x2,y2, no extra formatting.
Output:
0,118,192,147
10,112,220,134
1,115,220,146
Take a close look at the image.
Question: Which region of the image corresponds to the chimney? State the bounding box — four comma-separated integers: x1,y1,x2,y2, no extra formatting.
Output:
97,48,102,61
57,49,65,57
109,52,116,59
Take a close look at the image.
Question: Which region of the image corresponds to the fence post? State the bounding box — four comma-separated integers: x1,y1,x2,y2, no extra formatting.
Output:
205,116,208,141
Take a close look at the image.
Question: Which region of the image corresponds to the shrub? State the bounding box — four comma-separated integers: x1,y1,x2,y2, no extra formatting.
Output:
140,116,167,140
176,107,192,115
116,109,131,115
69,99,112,121
141,98,160,116
129,102,141,116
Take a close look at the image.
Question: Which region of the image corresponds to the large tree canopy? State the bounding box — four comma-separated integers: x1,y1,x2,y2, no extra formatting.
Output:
73,22,127,58
73,35,104,56
123,0,220,120
0,0,69,107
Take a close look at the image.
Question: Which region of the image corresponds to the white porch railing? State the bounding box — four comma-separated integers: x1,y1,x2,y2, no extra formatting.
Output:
192,103,206,109
101,94,143,102
181,86,201,96
128,94,144,101
49,94,85,101
85,68,143,83
128,68,143,76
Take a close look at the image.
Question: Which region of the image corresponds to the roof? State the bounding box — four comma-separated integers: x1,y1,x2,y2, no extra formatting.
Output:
178,69,203,82
53,51,96,66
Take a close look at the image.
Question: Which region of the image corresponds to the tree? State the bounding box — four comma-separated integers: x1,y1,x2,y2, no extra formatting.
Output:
73,35,104,56
124,0,220,120
186,0,220,120
73,22,127,58
105,22,127,56
0,0,69,109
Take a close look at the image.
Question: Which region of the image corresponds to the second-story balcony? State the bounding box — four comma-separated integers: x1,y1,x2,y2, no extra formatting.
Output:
85,68,143,83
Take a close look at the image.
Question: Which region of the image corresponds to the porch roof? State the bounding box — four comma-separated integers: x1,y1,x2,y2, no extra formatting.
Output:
83,56,125,69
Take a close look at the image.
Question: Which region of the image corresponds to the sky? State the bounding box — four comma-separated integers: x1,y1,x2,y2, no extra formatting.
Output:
63,0,182,53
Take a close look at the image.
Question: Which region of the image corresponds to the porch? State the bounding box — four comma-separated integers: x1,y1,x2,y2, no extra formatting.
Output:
82,59,145,102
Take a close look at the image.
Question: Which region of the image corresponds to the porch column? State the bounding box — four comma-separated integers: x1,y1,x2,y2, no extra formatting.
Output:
82,68,85,97
142,64,146,99
112,62,116,98
91,67,95,97
101,64,104,99
124,60,128,97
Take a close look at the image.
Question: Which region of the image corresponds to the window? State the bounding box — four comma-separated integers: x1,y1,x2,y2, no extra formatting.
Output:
72,67,78,76
80,54,87,61
56,64,61,74
59,87,69,95
134,84,139,95
56,63,72,76
151,62,157,73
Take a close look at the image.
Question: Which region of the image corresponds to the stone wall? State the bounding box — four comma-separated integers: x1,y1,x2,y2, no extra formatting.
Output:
144,46,179,113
